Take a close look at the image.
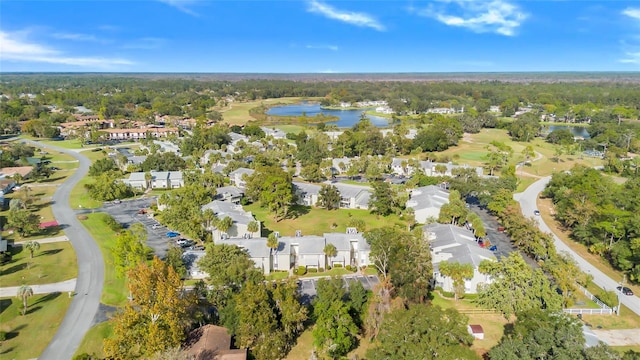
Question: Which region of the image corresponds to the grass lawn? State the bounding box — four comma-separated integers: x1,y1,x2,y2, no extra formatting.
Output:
80,213,128,307
69,176,103,209
301,267,355,278
0,186,66,242
437,129,603,177
613,346,640,354
273,124,308,134
33,138,99,150
220,97,311,125
537,197,640,297
74,321,113,358
285,328,315,359
244,204,407,237
266,271,290,281
0,242,77,286
0,293,72,359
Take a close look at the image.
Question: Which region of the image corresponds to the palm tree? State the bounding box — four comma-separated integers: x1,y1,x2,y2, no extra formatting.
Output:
247,221,259,238
24,241,40,259
217,216,233,236
17,285,33,316
12,173,23,186
266,233,279,271
202,208,216,231
323,243,337,269
144,171,153,191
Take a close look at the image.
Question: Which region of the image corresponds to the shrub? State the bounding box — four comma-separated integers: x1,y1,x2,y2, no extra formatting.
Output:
308,268,318,273
0,331,6,341
297,266,307,276
102,214,122,232
77,215,88,221
334,263,343,268
345,265,352,271
318,267,324,272
597,290,618,308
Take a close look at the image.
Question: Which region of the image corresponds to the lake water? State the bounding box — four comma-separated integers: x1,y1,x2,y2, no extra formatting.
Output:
547,125,591,139
266,102,390,128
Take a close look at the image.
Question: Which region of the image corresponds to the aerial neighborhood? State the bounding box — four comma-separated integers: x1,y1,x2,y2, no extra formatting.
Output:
1,76,639,360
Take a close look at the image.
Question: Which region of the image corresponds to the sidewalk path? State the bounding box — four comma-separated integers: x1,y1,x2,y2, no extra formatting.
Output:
0,279,77,297
514,177,640,316
14,236,69,246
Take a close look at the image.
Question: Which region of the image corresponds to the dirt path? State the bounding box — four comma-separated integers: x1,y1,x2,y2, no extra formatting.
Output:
592,329,640,346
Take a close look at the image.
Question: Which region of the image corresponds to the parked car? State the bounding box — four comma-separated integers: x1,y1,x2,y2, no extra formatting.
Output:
617,286,634,296
166,231,180,238
152,224,160,230
113,199,121,204
190,245,205,251
50,166,61,171
175,238,189,246
534,210,540,216
137,209,147,215
488,245,498,252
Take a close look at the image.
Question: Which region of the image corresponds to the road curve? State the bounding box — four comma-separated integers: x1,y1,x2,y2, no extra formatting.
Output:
23,140,105,360
514,177,640,316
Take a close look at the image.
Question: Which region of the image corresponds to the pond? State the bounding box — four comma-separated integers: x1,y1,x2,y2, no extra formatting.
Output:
546,125,591,139
266,102,390,128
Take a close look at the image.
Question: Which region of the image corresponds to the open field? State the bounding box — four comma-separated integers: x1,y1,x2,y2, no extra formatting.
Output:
32,138,99,150
272,124,308,135
0,293,72,360
437,128,603,177
0,187,66,242
0,242,77,286
243,204,407,237
537,197,640,297
69,176,104,209
220,97,313,125
74,321,112,358
80,213,128,307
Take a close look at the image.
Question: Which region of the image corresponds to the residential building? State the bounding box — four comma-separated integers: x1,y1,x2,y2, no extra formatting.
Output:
102,127,179,141
215,186,244,204
406,185,449,224
215,228,370,274
0,166,33,180
425,223,495,294
330,182,371,209
152,140,181,154
228,168,254,188
261,127,287,139
122,170,184,190
330,157,351,174
419,161,484,177
201,200,260,240
293,181,321,206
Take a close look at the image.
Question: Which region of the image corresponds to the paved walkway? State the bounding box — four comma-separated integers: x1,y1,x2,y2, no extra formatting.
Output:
13,236,69,246
0,279,77,297
592,329,640,346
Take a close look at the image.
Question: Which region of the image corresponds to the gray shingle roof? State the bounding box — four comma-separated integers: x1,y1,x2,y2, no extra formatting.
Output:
406,185,449,211
424,223,495,270
218,238,270,258
201,200,255,226
293,181,321,196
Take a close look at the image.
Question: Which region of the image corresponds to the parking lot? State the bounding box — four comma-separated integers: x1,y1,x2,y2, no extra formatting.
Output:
298,274,380,304
102,197,173,258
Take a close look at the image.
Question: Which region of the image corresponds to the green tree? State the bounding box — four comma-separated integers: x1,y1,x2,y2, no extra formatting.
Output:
301,163,326,182
217,216,233,235
313,277,359,359
438,261,474,300
104,258,193,359
318,184,341,210
367,304,478,360
23,240,41,259
323,243,337,269
88,158,117,176
370,181,397,216
112,229,149,278
247,220,260,238
245,166,294,221
488,309,585,360
164,246,187,279
7,208,40,238
198,244,264,291
347,218,366,232
476,252,563,319
17,285,33,316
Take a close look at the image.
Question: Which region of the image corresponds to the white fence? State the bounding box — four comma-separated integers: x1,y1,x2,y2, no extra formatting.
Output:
563,308,613,315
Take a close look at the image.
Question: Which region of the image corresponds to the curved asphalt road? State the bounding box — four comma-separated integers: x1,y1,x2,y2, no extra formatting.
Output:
514,177,640,316
23,140,105,360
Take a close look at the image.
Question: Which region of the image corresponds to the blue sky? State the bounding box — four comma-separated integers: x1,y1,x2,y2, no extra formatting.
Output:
1,0,640,72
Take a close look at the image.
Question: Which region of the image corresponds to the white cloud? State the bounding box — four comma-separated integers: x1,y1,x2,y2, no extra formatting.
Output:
307,0,385,31
158,0,199,16
306,44,339,51
420,0,527,36
0,31,133,68
620,51,640,64
623,7,640,21
52,32,98,41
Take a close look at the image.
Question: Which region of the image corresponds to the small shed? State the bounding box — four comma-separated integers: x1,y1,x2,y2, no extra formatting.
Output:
468,324,485,340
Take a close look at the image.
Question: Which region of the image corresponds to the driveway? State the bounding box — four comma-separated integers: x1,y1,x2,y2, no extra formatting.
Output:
514,177,640,316
591,329,640,346
99,197,171,258
0,279,77,297
297,274,380,305
23,140,105,360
